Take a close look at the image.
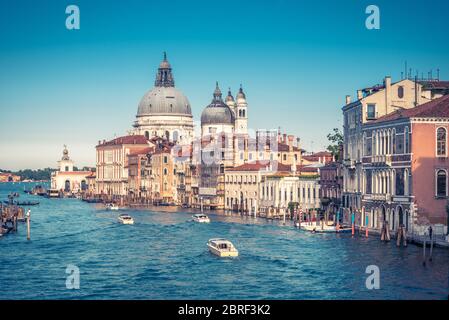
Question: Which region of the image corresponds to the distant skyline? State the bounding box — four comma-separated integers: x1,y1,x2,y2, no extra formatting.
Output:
1,0,449,170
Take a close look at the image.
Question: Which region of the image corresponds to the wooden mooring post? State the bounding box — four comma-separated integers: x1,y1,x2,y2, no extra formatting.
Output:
429,234,434,262
26,210,31,241
422,236,427,266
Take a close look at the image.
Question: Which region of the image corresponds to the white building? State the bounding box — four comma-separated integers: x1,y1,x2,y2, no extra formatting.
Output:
51,146,92,193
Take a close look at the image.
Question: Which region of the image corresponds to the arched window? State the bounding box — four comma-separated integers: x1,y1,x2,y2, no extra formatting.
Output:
163,168,168,175
392,128,396,154
398,86,404,99
144,131,149,139
436,169,447,197
436,127,447,156
173,131,179,143
404,126,410,153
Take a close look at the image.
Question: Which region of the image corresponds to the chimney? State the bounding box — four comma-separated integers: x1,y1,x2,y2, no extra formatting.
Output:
357,90,363,100
384,76,392,113
283,134,287,144
345,95,351,105
288,135,294,152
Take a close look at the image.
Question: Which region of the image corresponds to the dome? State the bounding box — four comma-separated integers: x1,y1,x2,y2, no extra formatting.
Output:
136,53,192,117
137,86,192,116
236,85,246,102
201,83,235,125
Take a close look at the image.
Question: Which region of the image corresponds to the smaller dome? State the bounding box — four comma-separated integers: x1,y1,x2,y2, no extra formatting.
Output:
225,88,235,103
201,83,235,125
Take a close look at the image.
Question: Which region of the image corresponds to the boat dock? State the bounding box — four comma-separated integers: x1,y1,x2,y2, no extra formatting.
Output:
0,203,26,236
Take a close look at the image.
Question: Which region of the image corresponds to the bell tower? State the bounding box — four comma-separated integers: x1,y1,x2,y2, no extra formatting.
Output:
58,145,74,172
235,85,248,134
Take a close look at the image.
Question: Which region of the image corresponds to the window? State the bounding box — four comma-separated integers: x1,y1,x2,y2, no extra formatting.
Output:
395,169,404,196
398,86,404,99
437,127,447,156
436,170,447,197
367,104,376,119
366,170,372,194
163,156,168,164
404,127,410,153
144,131,149,139
283,154,287,161
163,168,168,175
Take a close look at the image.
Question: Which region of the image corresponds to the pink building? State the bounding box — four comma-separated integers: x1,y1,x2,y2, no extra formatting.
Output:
361,95,449,237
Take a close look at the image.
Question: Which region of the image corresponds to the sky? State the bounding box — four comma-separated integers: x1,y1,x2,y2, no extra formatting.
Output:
1,0,449,170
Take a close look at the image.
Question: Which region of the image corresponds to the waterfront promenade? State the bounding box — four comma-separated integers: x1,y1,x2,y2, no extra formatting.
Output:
0,182,448,300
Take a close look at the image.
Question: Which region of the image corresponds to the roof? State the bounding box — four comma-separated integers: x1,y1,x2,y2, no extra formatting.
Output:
97,135,149,147
226,161,291,172
372,94,449,124
127,147,153,156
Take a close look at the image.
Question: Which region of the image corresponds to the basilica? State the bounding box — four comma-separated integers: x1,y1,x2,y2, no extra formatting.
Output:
95,53,320,213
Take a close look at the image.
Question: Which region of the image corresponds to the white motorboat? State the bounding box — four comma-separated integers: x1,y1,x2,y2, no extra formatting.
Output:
192,213,210,223
207,238,239,257
106,203,120,211
118,214,134,225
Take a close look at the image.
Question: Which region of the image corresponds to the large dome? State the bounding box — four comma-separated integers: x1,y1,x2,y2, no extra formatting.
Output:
201,83,235,125
136,52,192,117
137,86,192,116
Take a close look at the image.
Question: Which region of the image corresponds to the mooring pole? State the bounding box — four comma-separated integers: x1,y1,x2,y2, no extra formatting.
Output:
26,211,31,241
422,236,426,266
351,211,355,237
429,233,434,262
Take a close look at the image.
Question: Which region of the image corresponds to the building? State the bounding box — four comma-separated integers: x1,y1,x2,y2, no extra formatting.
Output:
224,161,290,214
361,94,449,237
50,146,93,193
0,173,21,182
132,53,194,145
198,83,249,209
126,146,153,201
259,166,321,217
95,135,151,197
341,76,438,218
319,161,343,215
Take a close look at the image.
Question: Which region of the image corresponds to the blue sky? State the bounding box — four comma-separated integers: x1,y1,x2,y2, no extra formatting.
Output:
1,0,448,170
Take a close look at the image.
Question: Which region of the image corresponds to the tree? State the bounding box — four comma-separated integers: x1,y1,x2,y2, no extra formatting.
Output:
326,128,343,161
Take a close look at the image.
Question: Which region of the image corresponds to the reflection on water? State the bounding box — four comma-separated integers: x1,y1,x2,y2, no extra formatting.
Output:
0,182,448,300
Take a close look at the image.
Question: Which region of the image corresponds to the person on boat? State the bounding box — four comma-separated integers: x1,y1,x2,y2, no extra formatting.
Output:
428,225,433,240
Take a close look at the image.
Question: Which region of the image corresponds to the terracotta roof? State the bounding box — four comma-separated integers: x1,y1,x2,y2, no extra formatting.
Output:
372,94,449,124
296,165,319,173
98,135,149,147
226,161,291,172
55,171,92,175
128,147,153,156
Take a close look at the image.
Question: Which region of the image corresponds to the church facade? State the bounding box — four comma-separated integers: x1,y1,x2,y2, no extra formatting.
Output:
51,146,93,194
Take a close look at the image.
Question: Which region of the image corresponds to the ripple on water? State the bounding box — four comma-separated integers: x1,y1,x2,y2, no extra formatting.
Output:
0,182,448,300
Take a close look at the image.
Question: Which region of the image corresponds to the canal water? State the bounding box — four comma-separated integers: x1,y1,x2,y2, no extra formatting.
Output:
1,182,448,299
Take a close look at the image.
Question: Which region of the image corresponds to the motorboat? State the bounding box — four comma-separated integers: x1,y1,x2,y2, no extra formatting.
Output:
117,214,134,225
207,238,239,257
192,213,210,223
106,203,120,211
298,222,352,233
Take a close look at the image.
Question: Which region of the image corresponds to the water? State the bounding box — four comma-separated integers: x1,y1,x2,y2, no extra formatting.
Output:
1,182,448,299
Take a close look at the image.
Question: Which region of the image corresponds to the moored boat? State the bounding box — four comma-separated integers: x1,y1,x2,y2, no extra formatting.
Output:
106,203,120,211
207,238,239,257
